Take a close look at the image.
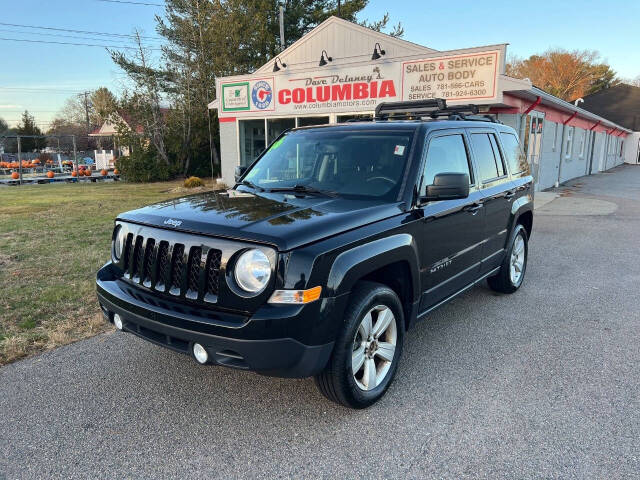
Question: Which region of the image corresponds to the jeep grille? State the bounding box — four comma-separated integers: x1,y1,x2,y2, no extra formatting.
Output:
121,230,222,303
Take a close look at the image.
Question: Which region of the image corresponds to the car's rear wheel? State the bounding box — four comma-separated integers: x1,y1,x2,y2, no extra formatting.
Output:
488,223,528,293
314,281,404,409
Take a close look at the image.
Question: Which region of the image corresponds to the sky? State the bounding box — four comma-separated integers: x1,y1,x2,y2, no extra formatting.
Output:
1,0,638,129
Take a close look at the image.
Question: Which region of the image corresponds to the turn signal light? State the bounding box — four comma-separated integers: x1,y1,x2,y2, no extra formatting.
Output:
268,286,322,304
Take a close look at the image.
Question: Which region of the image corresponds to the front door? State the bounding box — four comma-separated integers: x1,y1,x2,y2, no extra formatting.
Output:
523,112,545,190
416,130,486,312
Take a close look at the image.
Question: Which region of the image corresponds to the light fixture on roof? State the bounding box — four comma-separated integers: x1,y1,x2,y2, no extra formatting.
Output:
272,57,287,72
319,50,332,67
371,43,385,61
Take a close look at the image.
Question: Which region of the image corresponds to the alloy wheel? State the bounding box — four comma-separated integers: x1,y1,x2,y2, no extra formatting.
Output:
351,305,397,391
510,233,526,285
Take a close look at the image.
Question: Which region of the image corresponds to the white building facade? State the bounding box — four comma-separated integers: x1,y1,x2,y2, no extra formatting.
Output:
210,16,630,189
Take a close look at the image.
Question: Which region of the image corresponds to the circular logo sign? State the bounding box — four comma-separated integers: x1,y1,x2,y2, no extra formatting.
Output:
252,81,273,110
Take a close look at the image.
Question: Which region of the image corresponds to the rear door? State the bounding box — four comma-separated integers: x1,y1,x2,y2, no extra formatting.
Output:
468,129,516,273
416,129,486,311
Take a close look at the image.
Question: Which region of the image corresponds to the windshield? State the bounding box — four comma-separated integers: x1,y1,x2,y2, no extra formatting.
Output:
241,128,415,199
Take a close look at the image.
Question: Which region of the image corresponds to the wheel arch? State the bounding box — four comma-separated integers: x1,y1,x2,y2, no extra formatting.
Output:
326,234,420,329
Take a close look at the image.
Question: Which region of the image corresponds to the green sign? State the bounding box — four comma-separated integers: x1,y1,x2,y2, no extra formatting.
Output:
222,82,250,111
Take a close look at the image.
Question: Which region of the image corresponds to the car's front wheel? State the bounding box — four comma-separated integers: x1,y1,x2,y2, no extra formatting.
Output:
314,281,404,409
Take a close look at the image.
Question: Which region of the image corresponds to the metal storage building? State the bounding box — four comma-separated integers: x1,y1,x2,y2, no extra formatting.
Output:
209,16,631,188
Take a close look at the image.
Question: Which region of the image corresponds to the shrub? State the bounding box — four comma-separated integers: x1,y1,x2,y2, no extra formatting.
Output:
115,149,169,183
183,176,205,188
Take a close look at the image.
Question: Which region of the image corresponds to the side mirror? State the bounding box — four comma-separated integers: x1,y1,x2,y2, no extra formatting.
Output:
422,172,469,202
234,166,247,183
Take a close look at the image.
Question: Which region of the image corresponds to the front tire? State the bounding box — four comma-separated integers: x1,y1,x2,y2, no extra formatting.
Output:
488,223,528,293
314,281,404,409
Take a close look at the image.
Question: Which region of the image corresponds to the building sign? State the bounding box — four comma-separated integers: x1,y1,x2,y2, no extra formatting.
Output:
402,51,499,102
221,77,275,113
217,50,500,118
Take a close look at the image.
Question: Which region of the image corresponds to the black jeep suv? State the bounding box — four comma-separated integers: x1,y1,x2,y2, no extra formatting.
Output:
96,100,533,408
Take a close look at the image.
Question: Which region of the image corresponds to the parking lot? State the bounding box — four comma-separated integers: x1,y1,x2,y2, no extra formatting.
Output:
1,165,639,479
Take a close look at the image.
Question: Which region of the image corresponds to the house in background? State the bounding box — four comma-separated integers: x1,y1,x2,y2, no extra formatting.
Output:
89,111,144,170
581,83,640,165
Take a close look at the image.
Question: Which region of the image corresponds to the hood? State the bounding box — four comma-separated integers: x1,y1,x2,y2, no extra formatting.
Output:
117,189,404,251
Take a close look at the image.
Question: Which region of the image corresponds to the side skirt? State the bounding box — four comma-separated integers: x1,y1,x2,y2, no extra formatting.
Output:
416,266,501,321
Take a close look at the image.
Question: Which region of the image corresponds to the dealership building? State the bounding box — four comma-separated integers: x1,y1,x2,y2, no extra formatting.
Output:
209,16,631,188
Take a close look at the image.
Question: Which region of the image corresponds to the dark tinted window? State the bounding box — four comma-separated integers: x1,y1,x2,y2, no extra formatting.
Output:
500,132,528,175
471,133,501,182
243,129,414,199
488,133,506,176
421,134,471,195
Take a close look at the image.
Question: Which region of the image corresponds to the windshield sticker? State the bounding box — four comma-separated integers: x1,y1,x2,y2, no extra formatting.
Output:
270,138,285,150
394,145,406,156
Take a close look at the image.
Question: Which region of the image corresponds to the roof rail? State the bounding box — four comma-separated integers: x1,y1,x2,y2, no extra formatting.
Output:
375,99,446,119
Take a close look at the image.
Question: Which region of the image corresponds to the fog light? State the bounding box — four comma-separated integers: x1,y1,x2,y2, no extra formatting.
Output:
193,343,209,364
113,313,123,330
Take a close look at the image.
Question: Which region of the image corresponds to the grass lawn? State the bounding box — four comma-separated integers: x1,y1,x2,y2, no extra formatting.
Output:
0,179,221,366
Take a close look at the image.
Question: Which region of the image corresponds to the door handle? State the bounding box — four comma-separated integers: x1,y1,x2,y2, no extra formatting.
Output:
464,203,483,214
504,191,516,200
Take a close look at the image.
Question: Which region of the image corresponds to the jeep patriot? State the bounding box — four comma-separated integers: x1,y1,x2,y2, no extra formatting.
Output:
96,99,533,408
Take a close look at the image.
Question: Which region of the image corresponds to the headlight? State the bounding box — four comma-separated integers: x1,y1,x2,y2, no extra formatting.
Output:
234,249,271,293
112,225,125,261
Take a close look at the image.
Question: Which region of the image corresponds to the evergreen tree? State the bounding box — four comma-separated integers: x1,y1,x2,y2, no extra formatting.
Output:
16,111,45,152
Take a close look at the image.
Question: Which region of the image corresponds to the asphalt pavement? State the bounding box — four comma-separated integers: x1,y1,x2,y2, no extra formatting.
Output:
2,165,640,479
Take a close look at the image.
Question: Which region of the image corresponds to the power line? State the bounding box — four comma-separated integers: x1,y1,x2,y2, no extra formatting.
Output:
96,0,164,5
0,87,86,93
0,28,162,46
0,22,162,41
0,36,163,51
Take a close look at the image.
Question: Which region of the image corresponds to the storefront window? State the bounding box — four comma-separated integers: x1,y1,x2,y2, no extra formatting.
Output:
267,118,295,144
337,114,373,123
297,116,329,127
239,119,265,166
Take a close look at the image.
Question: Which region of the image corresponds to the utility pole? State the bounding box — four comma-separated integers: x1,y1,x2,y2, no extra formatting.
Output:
279,5,285,51
337,0,341,17
72,135,78,181
17,135,22,185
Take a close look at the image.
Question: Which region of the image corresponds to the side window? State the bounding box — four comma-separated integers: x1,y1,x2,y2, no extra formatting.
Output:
500,132,528,175
470,133,501,182
488,133,506,176
421,134,472,195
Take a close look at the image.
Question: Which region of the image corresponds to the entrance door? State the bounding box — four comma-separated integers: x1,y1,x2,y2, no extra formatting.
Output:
523,112,545,190
416,131,486,311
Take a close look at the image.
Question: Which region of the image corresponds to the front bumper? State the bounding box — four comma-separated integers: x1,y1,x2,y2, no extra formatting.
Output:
96,264,335,378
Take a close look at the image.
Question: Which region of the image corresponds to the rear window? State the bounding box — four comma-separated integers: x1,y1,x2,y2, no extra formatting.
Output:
471,133,504,182
500,132,528,175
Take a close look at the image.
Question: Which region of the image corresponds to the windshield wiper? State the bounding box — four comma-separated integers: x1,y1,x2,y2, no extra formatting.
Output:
267,184,338,197
238,180,264,192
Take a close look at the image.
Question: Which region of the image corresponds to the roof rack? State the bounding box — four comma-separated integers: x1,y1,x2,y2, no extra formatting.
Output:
374,99,446,119
373,99,500,123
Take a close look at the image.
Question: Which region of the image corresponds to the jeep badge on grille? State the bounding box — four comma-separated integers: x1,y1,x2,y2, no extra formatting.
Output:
164,218,183,227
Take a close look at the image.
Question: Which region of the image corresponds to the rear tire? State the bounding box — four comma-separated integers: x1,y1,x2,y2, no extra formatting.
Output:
314,281,404,409
488,223,528,294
